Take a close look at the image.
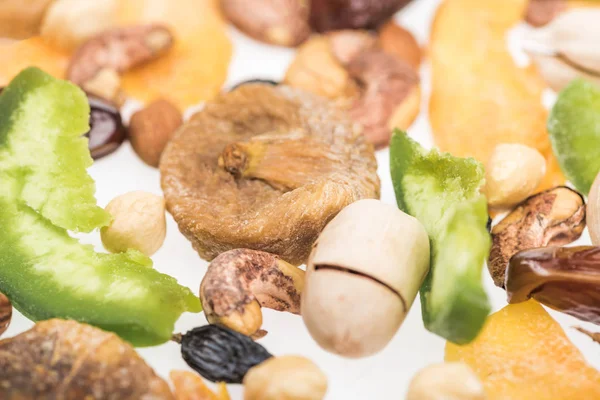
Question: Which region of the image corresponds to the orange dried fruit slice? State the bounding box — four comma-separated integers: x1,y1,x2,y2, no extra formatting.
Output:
170,370,230,400
430,0,564,191
116,0,232,110
0,36,69,86
446,301,600,399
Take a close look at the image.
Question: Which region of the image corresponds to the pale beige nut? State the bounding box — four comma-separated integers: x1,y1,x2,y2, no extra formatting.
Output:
483,144,546,209
221,0,311,47
587,171,600,245
378,21,422,69
101,191,167,257
243,356,328,400
406,362,486,400
130,99,183,168
0,0,55,40
41,0,118,51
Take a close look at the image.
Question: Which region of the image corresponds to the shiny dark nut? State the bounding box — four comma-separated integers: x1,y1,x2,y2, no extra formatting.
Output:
0,292,11,337
507,246,600,325
310,0,413,32
488,187,586,287
86,95,126,160
230,79,278,91
180,325,272,383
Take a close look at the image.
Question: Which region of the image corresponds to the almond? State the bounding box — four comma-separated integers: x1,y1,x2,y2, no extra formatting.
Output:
129,99,183,167
378,21,422,69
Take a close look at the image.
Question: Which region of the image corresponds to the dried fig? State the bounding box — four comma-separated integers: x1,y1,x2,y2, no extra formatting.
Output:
221,0,311,47
310,0,413,32
160,84,379,266
0,319,173,399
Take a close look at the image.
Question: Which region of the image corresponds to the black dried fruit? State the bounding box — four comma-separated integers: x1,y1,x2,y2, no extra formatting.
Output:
230,79,278,91
0,292,11,337
86,94,127,160
180,325,273,383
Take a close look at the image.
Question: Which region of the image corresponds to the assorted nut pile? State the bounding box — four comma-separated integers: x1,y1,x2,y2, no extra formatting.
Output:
1,0,600,399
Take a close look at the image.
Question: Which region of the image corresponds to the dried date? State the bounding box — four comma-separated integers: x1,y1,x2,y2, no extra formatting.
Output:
179,325,273,383
86,94,127,160
507,246,600,325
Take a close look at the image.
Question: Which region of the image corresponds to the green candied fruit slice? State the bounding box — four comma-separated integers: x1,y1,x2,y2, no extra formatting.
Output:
548,79,600,195
390,130,490,345
0,68,200,347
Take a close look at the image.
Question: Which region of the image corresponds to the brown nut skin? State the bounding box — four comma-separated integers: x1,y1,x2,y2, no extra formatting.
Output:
129,99,183,167
488,186,586,288
310,0,413,32
0,292,11,337
221,0,311,47
506,246,600,325
0,319,173,399
200,249,304,336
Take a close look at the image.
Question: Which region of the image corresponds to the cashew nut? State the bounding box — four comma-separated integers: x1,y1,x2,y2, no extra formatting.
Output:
406,362,486,400
200,249,304,336
302,199,430,358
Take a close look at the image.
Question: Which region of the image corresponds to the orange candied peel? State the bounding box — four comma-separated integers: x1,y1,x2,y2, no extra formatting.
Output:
170,370,230,400
446,301,600,400
429,0,564,191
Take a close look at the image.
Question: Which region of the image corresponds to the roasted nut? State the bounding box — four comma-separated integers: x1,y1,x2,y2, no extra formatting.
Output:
378,21,421,69
588,171,600,244
86,94,127,160
67,24,173,103
310,0,413,32
506,246,600,324
130,99,183,167
41,0,118,51
525,0,566,27
200,249,304,336
406,362,486,400
488,187,585,287
0,292,11,337
243,356,328,400
221,0,311,47
0,0,55,40
484,144,546,209
101,191,167,256
302,199,429,358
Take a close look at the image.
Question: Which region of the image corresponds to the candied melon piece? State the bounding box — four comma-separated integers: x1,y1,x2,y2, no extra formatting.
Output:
446,301,600,400
0,36,68,86
117,0,232,110
430,0,564,191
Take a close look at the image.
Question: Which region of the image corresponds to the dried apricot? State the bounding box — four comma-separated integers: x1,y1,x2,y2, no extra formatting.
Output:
430,0,564,191
170,370,230,400
446,301,600,400
116,0,232,110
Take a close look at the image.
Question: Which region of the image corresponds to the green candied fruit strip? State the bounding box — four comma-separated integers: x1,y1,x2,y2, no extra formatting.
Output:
0,68,200,347
390,130,490,344
548,79,600,195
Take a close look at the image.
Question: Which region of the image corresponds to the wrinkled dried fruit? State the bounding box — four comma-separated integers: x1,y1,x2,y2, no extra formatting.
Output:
180,325,273,384
170,370,230,400
445,301,600,399
0,292,11,337
430,0,564,191
488,187,585,287
86,94,126,159
116,0,233,109
507,246,600,324
221,0,311,47
130,98,183,167
160,84,379,265
0,319,174,399
310,0,413,32
200,249,304,336
0,0,55,40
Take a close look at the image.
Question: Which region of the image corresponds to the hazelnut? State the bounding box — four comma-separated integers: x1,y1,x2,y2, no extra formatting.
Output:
406,362,486,400
243,356,328,400
129,99,183,168
483,143,546,209
101,191,167,257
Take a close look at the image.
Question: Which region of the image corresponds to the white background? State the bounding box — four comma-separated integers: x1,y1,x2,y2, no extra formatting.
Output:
5,0,600,398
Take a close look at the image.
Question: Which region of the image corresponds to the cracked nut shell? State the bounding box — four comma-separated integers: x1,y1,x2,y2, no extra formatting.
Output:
160,84,380,265
488,186,586,287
